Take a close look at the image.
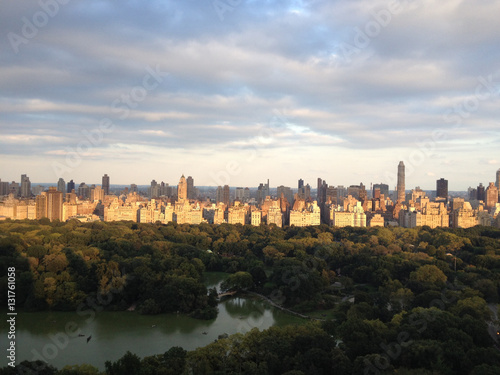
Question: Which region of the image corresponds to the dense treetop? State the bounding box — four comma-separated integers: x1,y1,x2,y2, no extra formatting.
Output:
1,220,499,374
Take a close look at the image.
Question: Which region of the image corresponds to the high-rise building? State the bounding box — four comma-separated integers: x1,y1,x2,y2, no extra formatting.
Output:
178,175,187,201
397,161,405,203
0,180,9,196
67,180,75,194
130,184,138,194
149,180,160,198
9,182,20,197
496,169,500,189
91,185,104,202
298,179,304,190
102,174,110,195
216,186,224,204
223,185,230,206
373,183,389,198
277,185,293,204
187,176,194,200
78,183,90,199
317,178,323,203
20,174,31,197
485,182,498,209
46,187,63,221
436,178,448,202
477,183,485,201
235,187,245,202
35,193,47,219
57,178,65,196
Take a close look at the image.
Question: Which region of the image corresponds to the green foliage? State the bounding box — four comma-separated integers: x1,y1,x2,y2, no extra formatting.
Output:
1,222,500,374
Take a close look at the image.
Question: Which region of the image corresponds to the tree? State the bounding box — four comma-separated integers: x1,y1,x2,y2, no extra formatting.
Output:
221,272,254,292
410,265,447,286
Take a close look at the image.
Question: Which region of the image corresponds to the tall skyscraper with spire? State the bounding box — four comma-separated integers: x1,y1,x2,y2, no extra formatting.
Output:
178,175,187,200
397,161,405,203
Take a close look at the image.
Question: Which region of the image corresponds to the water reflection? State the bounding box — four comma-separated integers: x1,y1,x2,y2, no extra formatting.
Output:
0,273,304,370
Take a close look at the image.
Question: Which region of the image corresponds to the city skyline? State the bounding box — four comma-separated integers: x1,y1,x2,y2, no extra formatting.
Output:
1,1,500,188
2,165,500,193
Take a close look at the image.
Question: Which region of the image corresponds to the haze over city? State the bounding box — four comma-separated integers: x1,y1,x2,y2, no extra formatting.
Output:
1,0,500,189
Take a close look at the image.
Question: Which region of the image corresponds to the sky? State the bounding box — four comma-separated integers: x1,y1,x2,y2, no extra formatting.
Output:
1,0,499,190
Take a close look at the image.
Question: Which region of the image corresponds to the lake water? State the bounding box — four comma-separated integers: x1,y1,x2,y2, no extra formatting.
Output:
1,272,304,370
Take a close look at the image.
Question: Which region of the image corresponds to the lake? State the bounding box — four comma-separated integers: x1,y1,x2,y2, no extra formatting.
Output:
1,272,304,370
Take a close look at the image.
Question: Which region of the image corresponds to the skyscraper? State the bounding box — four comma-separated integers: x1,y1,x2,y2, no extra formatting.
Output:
496,169,500,189
485,182,498,209
67,180,75,193
436,178,448,202
477,183,485,201
46,187,63,221
78,183,90,199
317,178,323,202
187,176,194,200
298,179,304,190
397,161,405,203
216,186,223,204
178,175,187,200
223,185,230,206
149,180,160,198
57,178,65,197
102,174,110,195
91,185,104,202
373,183,389,198
20,174,31,197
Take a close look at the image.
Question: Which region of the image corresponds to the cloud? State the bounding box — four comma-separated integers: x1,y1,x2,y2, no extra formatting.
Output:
0,0,499,188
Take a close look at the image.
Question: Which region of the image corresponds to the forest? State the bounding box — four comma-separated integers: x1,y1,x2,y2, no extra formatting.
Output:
1,219,499,374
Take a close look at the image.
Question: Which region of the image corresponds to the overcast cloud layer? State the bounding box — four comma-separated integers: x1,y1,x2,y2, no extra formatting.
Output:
1,0,499,190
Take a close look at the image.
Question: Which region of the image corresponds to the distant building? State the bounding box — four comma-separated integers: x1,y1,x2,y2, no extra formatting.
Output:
102,174,110,195
46,187,63,221
400,198,449,228
20,174,31,198
486,182,498,209
187,176,194,199
216,186,224,204
57,178,65,197
149,180,160,198
91,185,104,202
0,180,9,196
67,180,75,194
451,202,479,228
251,210,262,226
397,161,405,203
178,175,188,201
289,201,321,227
78,183,90,199
368,214,385,227
477,183,485,201
373,183,389,199
436,178,448,202
277,185,293,205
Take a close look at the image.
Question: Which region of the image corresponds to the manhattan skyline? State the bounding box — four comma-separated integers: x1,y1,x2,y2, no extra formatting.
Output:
1,1,500,188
